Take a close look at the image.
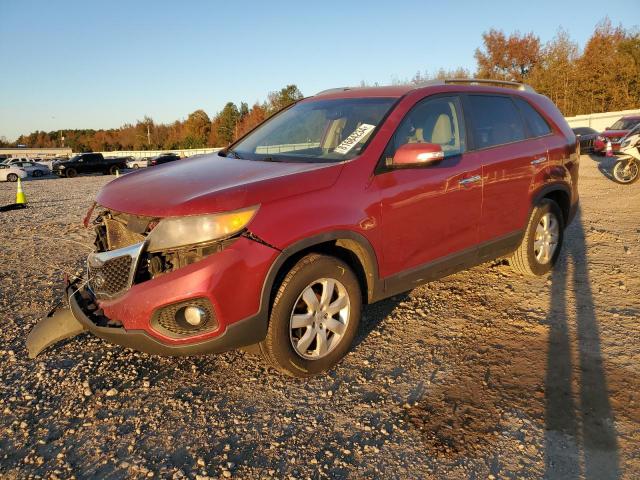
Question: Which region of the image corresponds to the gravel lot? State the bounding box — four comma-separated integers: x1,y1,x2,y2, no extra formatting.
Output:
1,157,638,479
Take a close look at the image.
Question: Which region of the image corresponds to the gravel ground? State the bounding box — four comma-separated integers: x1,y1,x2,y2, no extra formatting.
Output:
0,157,638,479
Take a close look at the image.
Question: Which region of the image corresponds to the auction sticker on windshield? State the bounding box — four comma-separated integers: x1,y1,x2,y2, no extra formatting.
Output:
334,124,376,155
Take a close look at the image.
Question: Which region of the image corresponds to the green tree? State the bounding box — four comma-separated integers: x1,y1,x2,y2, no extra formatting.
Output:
183,110,211,147
214,102,240,145
267,84,303,114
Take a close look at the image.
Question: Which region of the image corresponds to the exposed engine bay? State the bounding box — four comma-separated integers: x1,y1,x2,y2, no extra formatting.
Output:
92,209,238,282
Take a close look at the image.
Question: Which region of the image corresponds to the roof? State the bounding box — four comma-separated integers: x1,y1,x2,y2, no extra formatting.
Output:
312,79,537,100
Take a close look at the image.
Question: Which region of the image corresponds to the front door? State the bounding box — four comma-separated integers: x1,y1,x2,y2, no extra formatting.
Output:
372,95,482,287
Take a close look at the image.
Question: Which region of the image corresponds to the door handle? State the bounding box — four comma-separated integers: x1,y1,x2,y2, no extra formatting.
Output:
530,157,547,165
459,175,481,186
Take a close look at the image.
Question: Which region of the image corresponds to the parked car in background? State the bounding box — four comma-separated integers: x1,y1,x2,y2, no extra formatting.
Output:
2,159,51,177
0,164,27,182
572,127,599,153
126,158,149,169
593,115,640,155
52,153,128,178
149,153,180,166
52,79,580,377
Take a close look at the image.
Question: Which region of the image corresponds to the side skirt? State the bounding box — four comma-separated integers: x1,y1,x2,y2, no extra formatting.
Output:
379,230,523,301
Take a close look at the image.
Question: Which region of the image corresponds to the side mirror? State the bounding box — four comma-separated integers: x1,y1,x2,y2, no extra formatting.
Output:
391,143,444,168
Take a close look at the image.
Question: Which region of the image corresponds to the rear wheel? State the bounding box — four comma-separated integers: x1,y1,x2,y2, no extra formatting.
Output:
6,173,18,182
108,165,119,175
612,158,639,184
259,254,362,377
509,199,564,276
133,164,140,169
65,168,77,178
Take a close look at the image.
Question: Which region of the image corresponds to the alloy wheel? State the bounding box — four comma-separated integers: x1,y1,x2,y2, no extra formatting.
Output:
289,278,350,359
534,212,559,264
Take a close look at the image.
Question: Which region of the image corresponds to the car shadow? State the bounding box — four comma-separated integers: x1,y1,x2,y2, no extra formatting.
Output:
544,207,620,479
588,153,622,183
353,293,408,349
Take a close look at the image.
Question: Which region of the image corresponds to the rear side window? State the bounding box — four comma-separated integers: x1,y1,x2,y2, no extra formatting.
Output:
466,95,526,149
514,98,552,138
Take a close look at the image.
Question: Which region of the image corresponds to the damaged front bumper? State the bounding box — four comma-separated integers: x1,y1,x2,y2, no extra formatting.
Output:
63,278,267,356
28,233,280,357
27,277,267,358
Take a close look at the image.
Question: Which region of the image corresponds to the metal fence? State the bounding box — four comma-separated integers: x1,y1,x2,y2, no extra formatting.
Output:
99,148,222,160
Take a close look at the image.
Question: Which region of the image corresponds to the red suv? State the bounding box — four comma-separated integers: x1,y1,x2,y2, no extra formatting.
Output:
58,79,579,376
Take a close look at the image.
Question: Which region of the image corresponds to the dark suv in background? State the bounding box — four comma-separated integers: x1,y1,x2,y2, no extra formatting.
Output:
149,153,180,166
42,79,579,377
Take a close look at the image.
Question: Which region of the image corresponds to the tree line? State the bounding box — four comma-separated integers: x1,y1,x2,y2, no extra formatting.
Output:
3,18,638,152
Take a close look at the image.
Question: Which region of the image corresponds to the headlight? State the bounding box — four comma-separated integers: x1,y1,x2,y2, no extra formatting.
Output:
58,165,66,169
146,205,259,252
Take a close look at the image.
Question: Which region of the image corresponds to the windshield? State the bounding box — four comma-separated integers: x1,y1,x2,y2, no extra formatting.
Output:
229,97,396,162
610,118,640,130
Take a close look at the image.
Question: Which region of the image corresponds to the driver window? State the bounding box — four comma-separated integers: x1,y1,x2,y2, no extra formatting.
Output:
389,96,466,159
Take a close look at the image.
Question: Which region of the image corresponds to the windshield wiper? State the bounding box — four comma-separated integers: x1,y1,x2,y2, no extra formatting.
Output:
260,156,283,162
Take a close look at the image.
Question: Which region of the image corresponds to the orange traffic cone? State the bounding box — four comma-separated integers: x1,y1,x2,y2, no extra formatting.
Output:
16,177,27,205
605,139,613,157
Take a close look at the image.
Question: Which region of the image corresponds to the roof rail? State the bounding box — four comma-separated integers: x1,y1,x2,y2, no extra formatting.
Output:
315,87,352,96
424,78,536,93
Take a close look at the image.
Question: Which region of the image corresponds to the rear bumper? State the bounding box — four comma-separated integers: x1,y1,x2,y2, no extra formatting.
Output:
67,279,267,356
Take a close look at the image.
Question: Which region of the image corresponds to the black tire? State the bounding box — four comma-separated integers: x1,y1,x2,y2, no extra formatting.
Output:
65,168,77,178
509,199,564,276
612,159,639,184
6,173,18,182
32,170,42,178
108,165,119,175
133,164,139,169
259,254,362,377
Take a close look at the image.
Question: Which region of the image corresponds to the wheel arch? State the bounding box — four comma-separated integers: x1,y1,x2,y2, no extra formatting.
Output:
259,230,382,318
531,183,571,225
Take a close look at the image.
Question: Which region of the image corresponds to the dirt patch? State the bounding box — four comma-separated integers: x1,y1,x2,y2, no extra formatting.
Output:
0,158,638,479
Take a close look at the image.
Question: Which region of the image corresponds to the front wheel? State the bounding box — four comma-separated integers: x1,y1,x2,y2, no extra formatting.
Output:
65,168,77,178
509,199,564,276
133,164,139,169
612,158,639,184
259,254,362,377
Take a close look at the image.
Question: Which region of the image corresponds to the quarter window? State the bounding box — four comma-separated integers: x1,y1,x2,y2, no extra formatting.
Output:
466,95,526,149
387,96,466,159
514,98,552,137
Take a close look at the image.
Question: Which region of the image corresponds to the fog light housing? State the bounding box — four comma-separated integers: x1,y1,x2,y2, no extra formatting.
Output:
151,298,217,338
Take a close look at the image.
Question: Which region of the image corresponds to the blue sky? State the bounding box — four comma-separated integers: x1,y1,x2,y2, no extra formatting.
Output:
0,0,637,140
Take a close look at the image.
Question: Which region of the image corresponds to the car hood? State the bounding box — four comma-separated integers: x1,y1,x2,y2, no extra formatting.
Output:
96,153,344,217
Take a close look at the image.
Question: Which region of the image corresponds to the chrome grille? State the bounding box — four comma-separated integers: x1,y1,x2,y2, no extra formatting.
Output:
88,256,132,298
87,242,144,300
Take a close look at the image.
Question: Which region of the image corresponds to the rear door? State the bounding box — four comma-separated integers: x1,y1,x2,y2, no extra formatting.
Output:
462,94,547,253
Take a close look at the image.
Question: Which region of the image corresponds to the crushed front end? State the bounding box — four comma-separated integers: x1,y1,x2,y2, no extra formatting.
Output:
57,206,280,356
